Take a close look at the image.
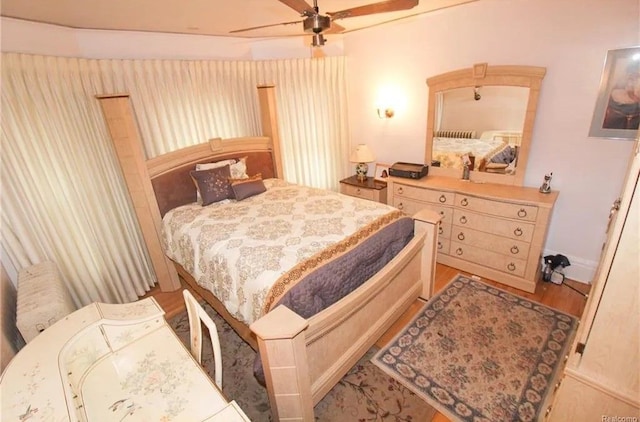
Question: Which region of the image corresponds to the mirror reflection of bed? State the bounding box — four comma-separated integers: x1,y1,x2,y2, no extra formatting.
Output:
426,63,546,186
431,84,528,175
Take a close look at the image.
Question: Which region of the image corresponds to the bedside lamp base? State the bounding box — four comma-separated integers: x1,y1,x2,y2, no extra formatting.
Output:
355,162,368,182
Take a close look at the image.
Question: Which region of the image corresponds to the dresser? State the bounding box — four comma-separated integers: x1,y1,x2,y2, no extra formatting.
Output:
387,175,558,293
339,175,388,204
0,298,250,421
547,140,639,420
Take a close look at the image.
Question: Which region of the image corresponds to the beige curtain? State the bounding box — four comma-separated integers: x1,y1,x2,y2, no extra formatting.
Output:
1,53,349,306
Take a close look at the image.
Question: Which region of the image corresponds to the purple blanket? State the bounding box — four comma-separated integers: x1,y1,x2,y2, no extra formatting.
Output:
253,215,414,384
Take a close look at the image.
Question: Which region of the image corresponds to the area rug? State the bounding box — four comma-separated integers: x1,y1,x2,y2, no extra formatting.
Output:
170,302,436,421
372,274,578,422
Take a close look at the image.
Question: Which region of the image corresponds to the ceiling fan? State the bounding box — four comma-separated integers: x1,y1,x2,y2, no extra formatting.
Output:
230,0,419,46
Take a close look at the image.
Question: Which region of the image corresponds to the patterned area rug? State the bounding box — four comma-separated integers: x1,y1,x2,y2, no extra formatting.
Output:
372,275,578,422
170,303,436,421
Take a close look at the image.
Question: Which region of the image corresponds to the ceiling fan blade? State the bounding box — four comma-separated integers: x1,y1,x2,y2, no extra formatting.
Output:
325,21,346,34
229,20,301,34
278,0,315,15
328,0,419,20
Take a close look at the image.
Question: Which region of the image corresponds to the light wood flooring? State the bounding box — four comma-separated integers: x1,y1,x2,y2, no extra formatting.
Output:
143,263,591,422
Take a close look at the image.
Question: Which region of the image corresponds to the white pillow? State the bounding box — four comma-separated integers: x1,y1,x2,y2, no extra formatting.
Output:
196,159,236,171
229,156,248,179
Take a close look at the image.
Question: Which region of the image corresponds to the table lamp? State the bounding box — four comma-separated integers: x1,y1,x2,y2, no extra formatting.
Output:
350,144,375,182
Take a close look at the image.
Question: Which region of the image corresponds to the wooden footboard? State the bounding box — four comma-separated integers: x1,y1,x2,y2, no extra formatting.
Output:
250,209,440,421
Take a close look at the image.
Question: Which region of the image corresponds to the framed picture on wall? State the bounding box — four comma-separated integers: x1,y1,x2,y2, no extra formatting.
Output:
374,163,391,182
589,47,640,140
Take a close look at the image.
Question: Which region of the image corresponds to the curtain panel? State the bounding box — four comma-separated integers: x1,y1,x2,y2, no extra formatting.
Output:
1,53,349,306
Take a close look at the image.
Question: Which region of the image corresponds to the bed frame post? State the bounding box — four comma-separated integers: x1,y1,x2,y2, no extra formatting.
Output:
257,85,285,179
96,94,181,292
250,306,313,421
414,209,442,299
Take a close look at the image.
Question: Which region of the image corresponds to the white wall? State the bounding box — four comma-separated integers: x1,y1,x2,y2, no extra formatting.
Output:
2,0,638,283
345,0,639,282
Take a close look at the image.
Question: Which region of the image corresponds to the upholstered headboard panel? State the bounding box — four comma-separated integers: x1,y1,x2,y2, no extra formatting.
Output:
151,151,275,217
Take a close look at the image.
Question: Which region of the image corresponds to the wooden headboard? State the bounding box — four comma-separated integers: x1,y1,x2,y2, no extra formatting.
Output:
147,137,278,217
96,86,283,292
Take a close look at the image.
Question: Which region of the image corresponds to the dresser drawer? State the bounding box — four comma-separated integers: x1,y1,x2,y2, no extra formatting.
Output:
450,241,528,277
454,194,538,222
453,209,534,243
341,184,375,201
394,184,454,204
450,225,531,259
437,221,452,240
437,237,451,255
394,198,453,222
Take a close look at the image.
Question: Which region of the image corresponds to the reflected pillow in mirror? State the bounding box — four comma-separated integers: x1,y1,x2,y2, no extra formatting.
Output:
488,144,516,164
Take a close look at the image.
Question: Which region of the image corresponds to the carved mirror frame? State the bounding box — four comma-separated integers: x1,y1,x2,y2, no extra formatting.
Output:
425,63,546,186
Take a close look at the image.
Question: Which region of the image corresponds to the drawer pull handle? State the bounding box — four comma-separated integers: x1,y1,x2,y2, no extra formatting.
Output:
439,194,447,203
459,216,467,224
510,245,520,254
439,210,445,216
457,232,465,241
438,226,443,235
507,262,516,271
397,187,404,194
517,208,527,218
460,198,468,206
356,188,361,194
397,203,404,210
438,241,443,250
514,227,523,237
455,248,463,256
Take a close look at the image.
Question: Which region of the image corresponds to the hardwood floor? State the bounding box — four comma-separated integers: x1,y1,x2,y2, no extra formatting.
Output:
143,263,591,421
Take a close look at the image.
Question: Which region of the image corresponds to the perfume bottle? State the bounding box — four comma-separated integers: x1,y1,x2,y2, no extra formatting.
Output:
462,164,470,180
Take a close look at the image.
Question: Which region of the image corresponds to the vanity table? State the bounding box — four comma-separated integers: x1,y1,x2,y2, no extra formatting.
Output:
0,298,249,421
411,62,556,292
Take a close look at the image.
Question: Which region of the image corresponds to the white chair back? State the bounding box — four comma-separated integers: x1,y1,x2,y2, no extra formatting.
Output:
182,289,223,389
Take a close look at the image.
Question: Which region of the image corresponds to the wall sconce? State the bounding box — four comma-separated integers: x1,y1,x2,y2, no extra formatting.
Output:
349,144,376,182
474,86,481,101
377,108,394,119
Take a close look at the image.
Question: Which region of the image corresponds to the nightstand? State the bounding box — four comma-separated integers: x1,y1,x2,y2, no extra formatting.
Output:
339,175,387,204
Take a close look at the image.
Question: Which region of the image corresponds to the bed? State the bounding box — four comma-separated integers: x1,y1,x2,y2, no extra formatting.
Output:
97,89,441,421
431,130,521,171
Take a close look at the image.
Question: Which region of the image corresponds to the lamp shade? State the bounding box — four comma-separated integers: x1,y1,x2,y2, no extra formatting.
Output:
349,144,375,163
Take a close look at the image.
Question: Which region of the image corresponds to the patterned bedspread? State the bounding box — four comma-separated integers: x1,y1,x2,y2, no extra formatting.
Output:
433,137,506,169
162,179,412,325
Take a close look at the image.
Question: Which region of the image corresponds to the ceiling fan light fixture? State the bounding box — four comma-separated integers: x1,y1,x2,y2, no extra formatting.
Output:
303,14,331,33
311,33,326,47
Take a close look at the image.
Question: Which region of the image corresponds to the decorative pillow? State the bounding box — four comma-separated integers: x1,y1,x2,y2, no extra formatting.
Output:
190,165,233,206
230,156,249,179
229,173,266,201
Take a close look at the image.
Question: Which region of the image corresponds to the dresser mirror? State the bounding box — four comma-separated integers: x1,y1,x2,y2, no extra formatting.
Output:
425,63,546,186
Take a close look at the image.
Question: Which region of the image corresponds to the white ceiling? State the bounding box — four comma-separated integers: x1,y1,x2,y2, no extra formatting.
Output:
0,0,478,39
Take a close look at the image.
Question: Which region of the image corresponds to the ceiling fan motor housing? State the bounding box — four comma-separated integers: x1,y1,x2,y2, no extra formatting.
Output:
303,14,331,33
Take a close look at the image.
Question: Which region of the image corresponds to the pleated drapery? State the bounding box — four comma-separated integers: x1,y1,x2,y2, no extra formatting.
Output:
1,53,350,306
